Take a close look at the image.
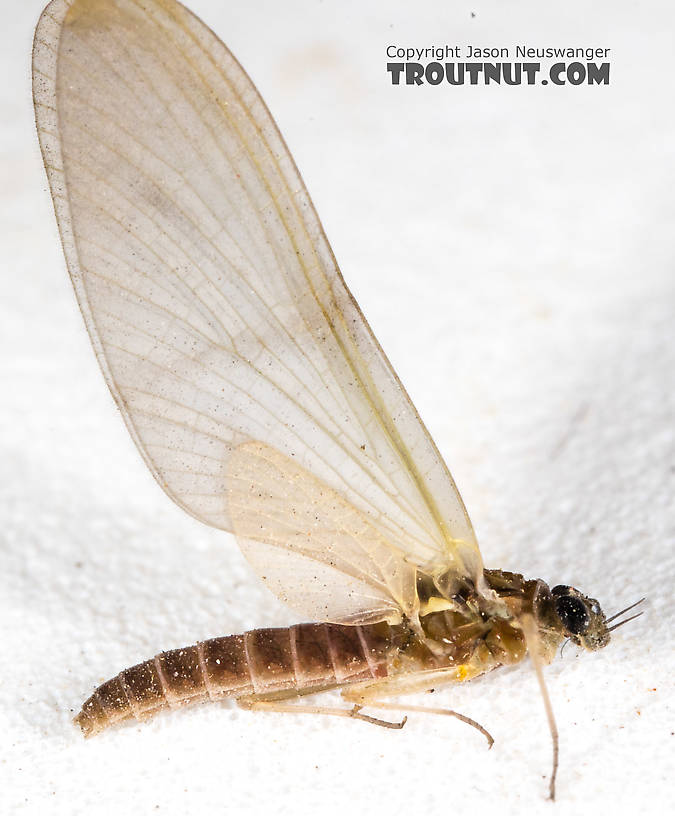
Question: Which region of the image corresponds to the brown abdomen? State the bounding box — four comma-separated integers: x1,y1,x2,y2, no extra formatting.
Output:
75,622,392,737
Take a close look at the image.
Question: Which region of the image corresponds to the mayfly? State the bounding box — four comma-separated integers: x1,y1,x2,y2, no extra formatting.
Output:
32,0,643,799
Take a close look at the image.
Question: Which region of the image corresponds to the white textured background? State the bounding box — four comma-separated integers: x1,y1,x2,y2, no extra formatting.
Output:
1,1,673,814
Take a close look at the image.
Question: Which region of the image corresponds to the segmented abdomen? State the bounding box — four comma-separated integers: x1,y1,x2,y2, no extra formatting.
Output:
75,623,392,737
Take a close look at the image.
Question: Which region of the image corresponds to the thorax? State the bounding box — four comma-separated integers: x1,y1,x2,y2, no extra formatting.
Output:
384,568,566,678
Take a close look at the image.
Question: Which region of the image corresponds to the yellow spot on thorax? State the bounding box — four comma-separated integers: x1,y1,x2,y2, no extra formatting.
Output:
419,596,458,616
454,663,482,683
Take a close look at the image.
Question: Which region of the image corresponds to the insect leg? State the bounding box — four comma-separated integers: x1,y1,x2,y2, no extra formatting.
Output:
520,613,559,801
341,671,494,748
353,701,494,748
236,697,407,729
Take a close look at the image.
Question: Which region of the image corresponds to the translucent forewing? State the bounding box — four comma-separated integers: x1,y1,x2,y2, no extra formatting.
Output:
227,442,418,624
33,0,483,622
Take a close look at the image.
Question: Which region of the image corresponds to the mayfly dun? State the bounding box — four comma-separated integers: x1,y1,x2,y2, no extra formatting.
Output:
32,0,643,799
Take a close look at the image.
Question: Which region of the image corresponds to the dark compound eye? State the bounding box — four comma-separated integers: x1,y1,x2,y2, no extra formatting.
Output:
554,595,590,635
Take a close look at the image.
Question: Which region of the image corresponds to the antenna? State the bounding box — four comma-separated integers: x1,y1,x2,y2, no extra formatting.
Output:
606,598,646,632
